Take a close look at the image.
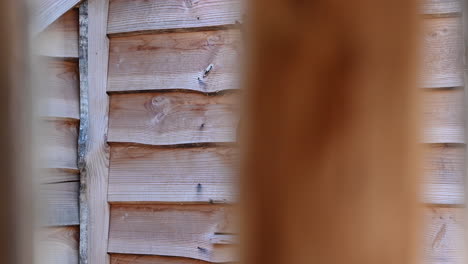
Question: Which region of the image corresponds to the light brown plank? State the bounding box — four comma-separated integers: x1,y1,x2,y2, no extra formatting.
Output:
41,169,79,184
108,29,241,93
107,0,242,35
108,92,239,145
32,0,81,35
423,88,464,143
424,207,464,264
421,0,461,15
40,182,79,226
422,144,464,204
37,226,79,264
40,59,80,120
108,145,237,203
111,254,215,264
421,17,463,88
41,119,78,170
108,205,237,263
36,9,79,58
79,1,111,263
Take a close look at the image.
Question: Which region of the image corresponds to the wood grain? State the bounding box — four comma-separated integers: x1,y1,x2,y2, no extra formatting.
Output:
108,145,237,203
107,0,242,35
424,207,464,264
108,29,241,93
38,226,79,264
423,88,464,143
40,59,80,120
41,119,78,170
40,182,79,226
421,17,463,88
422,144,464,204
421,0,461,15
108,204,237,262
111,254,214,264
79,1,111,263
36,9,79,58
32,0,81,35
108,92,239,145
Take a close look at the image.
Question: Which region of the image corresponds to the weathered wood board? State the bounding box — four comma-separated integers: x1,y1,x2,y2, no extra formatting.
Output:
422,144,464,205
40,182,79,226
41,119,79,170
421,0,461,15
38,226,79,264
108,29,241,93
36,9,79,58
108,92,239,145
107,0,242,35
108,145,237,202
32,0,81,35
422,88,464,143
424,207,464,264
421,17,463,88
111,254,213,264
108,204,238,262
41,59,80,120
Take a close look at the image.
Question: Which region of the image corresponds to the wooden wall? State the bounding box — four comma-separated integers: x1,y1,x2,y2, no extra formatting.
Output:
33,0,465,264
36,9,80,264
104,0,242,262
421,1,465,263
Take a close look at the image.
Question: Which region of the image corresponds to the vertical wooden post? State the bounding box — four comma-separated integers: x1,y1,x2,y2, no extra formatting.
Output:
79,0,110,263
242,0,421,264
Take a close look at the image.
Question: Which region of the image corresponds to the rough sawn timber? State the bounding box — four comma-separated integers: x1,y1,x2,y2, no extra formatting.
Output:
422,144,464,205
421,16,463,88
108,29,241,93
422,88,464,143
107,0,242,35
108,144,237,203
108,92,239,145
32,0,82,35
108,204,237,263
78,0,111,264
36,9,79,58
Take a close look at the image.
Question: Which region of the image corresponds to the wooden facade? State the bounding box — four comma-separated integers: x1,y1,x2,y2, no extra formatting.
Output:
35,0,464,264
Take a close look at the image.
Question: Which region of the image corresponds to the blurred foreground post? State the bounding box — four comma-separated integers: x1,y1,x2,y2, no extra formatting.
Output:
242,1,420,264
0,1,32,264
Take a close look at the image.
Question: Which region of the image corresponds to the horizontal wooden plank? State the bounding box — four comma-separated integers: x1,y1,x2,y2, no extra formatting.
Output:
423,88,464,143
108,29,241,93
108,204,237,262
40,181,79,226
36,9,79,58
421,0,461,15
41,168,79,184
111,254,213,264
108,145,237,203
40,59,80,119
108,92,239,145
32,0,80,35
107,0,242,35
422,144,464,204
37,226,79,264
421,17,463,88
41,119,79,170
424,207,464,264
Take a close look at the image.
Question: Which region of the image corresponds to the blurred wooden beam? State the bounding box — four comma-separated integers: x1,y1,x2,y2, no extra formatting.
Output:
32,0,82,34
242,0,421,264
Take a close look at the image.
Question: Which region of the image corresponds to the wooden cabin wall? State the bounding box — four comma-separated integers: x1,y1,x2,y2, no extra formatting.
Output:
37,9,80,264
31,0,465,263
101,0,242,263
421,1,465,263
